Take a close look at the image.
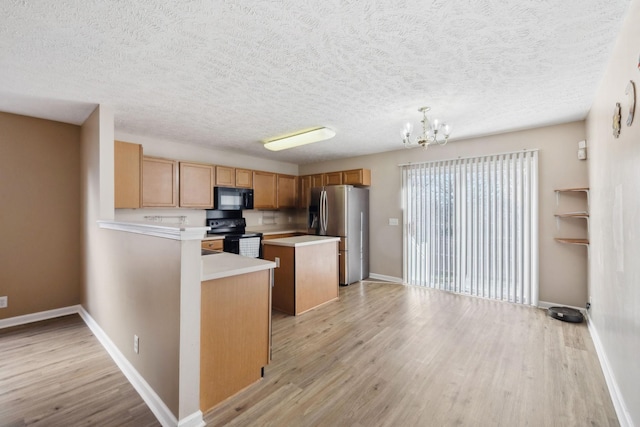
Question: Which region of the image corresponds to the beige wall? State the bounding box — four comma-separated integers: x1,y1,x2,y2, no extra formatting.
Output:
585,0,640,424
81,107,183,416
301,121,589,307
0,112,81,319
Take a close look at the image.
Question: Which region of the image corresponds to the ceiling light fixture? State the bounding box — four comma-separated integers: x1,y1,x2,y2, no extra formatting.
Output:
401,106,451,149
263,127,336,151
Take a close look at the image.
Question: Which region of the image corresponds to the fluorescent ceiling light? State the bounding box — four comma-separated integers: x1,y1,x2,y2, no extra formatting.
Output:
263,127,336,151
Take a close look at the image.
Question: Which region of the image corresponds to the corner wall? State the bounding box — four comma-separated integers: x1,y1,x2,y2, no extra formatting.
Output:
585,0,640,424
0,112,81,319
301,121,589,307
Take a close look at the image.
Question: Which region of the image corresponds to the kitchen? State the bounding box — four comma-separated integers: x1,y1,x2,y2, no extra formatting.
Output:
102,134,372,422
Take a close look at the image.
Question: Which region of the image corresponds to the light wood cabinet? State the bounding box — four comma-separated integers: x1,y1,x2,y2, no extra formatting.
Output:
215,165,235,187
114,140,142,209
253,171,277,209
310,174,325,187
201,240,223,251
200,270,271,411
298,175,312,208
263,239,339,316
179,162,214,208
325,171,343,185
277,174,297,209
343,168,371,186
142,156,178,207
235,169,253,188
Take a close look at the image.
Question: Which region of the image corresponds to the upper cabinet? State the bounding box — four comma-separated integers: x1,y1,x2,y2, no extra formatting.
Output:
142,156,178,207
215,165,235,187
298,175,312,208
180,162,214,208
235,169,253,188
253,171,277,209
310,174,324,187
343,168,371,186
114,140,142,209
277,174,297,209
324,171,343,186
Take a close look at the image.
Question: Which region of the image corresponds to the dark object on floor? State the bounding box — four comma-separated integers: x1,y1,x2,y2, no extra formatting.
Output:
548,306,584,323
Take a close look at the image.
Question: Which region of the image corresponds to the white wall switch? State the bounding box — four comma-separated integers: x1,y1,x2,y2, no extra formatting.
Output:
388,218,399,226
275,257,280,268
0,296,7,308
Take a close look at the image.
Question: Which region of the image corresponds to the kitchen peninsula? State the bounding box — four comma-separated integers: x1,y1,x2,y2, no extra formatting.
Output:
262,235,339,315
96,220,275,424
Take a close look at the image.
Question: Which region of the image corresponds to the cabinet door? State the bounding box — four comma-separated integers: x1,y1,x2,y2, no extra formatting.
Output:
215,166,235,187
180,162,214,208
201,240,224,251
253,171,277,209
298,175,312,208
114,140,142,209
324,171,342,186
142,156,178,207
277,174,297,208
342,168,371,186
310,174,325,187
235,169,253,188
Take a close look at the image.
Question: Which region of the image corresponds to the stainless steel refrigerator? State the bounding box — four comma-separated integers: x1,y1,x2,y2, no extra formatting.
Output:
308,185,369,285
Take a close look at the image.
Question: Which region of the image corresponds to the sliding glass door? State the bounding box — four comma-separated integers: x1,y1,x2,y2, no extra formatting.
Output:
402,150,538,305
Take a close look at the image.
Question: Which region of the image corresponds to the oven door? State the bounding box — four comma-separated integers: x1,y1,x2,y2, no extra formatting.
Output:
224,234,262,258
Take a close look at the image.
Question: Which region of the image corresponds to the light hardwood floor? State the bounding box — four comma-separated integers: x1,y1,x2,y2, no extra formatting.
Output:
0,315,159,427
0,282,618,426
205,281,618,426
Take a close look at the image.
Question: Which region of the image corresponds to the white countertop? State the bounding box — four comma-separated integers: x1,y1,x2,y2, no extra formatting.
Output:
201,252,276,281
261,235,340,247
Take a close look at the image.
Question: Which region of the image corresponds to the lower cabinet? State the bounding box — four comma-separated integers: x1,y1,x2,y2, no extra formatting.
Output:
200,270,271,412
201,240,223,251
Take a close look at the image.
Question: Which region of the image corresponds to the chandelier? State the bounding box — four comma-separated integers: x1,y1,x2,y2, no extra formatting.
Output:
401,106,451,149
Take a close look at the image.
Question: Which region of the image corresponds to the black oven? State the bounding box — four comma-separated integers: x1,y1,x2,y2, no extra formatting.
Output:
206,209,262,258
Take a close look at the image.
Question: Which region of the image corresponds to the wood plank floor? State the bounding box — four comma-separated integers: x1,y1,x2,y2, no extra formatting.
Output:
205,281,618,427
0,315,159,427
0,282,619,426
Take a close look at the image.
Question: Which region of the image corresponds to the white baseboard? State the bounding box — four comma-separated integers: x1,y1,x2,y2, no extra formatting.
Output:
78,307,205,427
1,306,203,427
0,305,81,329
537,300,586,313
367,273,403,283
586,314,633,427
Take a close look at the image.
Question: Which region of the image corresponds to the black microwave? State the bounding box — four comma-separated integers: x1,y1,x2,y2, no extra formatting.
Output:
214,187,254,210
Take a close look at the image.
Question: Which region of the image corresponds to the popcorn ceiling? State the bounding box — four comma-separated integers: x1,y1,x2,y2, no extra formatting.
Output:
0,0,631,164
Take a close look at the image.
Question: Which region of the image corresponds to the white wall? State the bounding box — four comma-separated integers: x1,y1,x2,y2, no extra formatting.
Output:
585,0,640,424
301,121,589,307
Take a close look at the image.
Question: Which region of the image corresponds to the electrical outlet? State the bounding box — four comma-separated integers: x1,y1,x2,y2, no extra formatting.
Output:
0,296,7,308
134,335,139,354
388,218,399,226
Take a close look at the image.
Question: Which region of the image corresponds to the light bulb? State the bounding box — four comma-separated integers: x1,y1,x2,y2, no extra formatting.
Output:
443,123,451,136
432,118,440,130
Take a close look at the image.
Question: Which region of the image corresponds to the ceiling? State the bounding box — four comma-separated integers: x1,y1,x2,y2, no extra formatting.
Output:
0,0,631,164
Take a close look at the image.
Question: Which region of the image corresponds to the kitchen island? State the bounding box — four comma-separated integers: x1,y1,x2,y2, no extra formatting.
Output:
262,235,339,316
200,252,275,412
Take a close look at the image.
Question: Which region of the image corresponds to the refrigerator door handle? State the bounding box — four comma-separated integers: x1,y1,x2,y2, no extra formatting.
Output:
322,190,328,233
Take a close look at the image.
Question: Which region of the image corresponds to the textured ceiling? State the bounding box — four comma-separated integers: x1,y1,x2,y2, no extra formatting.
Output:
0,0,632,164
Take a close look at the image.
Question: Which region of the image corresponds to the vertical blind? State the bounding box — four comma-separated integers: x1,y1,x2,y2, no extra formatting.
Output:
401,150,539,305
